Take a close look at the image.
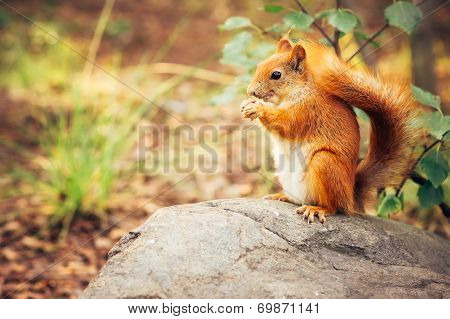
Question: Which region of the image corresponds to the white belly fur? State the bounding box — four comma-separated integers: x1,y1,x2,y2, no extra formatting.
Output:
271,136,310,205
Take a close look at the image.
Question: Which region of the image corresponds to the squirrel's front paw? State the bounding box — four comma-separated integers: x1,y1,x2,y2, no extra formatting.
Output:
240,98,263,120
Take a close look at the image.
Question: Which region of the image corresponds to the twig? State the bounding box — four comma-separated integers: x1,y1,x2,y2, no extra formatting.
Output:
333,0,341,56
416,0,429,6
293,0,334,45
347,23,389,62
251,23,279,40
347,0,431,62
395,132,447,197
409,171,427,185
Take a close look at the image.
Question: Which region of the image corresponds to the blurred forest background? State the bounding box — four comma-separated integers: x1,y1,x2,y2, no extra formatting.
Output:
0,0,449,298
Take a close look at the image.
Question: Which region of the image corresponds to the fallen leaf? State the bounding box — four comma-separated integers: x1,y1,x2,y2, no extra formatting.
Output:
2,247,19,261
94,237,112,250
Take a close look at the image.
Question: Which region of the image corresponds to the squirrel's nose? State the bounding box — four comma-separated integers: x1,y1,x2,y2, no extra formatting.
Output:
247,84,256,97
247,88,257,97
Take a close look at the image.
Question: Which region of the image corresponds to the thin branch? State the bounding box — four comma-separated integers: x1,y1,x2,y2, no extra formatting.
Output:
251,23,279,40
416,0,429,6
293,0,334,45
347,23,389,62
409,171,427,185
347,0,431,62
333,0,341,56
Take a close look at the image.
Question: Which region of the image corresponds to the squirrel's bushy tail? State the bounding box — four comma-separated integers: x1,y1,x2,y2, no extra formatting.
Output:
309,45,419,211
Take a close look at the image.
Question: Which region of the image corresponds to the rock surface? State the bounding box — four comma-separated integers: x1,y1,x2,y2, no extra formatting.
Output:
82,199,450,298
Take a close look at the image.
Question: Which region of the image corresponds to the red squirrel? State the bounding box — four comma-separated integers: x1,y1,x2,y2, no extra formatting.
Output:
241,38,419,223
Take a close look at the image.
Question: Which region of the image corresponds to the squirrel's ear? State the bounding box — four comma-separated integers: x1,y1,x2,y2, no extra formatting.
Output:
289,44,306,71
276,38,293,53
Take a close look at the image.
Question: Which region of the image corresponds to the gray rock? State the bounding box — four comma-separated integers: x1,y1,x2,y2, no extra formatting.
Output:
81,199,450,298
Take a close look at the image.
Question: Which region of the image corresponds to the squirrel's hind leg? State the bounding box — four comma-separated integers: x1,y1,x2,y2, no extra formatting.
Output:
296,205,334,224
298,150,354,223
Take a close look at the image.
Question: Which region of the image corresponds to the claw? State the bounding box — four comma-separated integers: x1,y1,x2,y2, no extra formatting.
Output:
295,205,329,224
296,205,307,214
318,212,326,224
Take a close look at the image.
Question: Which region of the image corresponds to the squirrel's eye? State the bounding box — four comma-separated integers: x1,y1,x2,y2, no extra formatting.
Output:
271,71,282,80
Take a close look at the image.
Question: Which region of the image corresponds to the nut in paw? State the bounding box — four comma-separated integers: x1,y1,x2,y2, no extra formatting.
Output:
240,98,262,120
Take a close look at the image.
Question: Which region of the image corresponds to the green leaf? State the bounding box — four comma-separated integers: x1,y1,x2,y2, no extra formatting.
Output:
419,150,448,188
411,85,441,112
444,132,450,141
210,85,240,106
236,73,252,84
419,112,450,139
264,5,284,13
384,1,423,34
249,42,276,60
417,181,444,208
328,9,358,33
377,194,402,218
220,31,253,67
267,23,285,34
284,12,314,30
354,31,380,48
219,17,252,31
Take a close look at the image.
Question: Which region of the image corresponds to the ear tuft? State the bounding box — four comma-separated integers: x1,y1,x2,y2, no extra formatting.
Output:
289,44,306,70
276,38,293,53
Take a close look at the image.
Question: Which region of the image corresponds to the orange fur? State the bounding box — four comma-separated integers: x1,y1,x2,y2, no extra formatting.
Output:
242,38,419,220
